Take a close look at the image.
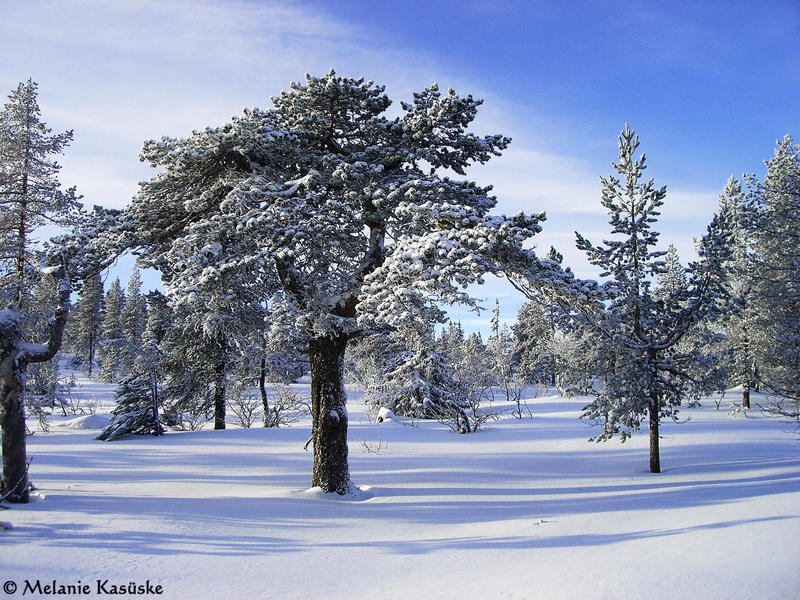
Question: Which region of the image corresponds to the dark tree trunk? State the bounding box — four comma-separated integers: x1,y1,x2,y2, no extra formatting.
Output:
742,382,751,409
87,330,94,376
213,359,226,430
648,398,661,474
212,334,227,430
0,361,29,503
308,334,350,494
259,355,270,427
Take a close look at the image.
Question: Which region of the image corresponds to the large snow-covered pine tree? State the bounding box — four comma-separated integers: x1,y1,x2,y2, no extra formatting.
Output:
115,72,548,493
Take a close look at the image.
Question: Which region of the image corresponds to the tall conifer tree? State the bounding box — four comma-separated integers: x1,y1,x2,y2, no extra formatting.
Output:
0,80,79,310
575,125,729,473
99,278,125,382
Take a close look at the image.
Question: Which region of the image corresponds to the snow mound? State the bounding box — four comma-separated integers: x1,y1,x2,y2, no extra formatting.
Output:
377,407,396,422
54,414,110,430
300,483,374,501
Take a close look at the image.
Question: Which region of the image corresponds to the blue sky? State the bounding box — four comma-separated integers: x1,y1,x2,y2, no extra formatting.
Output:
1,0,798,332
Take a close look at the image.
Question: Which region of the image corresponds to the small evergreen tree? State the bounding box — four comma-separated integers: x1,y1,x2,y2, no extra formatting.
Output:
143,290,171,348
99,278,125,382
157,306,218,431
575,125,729,473
488,299,528,417
383,324,463,422
74,271,103,375
97,370,164,441
120,267,147,373
514,300,558,386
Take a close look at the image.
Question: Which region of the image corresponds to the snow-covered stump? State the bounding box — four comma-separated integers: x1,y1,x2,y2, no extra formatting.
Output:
309,334,350,495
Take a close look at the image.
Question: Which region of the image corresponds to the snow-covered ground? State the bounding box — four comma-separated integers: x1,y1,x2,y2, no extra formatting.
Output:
3,370,799,600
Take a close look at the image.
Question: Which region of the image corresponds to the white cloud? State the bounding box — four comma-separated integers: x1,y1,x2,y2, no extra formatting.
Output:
0,0,728,334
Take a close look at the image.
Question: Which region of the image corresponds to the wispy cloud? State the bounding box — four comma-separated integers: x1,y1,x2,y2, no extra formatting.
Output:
0,0,730,332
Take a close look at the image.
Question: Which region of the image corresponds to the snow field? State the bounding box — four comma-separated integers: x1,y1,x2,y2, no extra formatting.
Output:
2,373,798,600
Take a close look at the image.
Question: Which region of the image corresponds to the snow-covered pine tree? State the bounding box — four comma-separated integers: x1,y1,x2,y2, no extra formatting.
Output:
120,267,147,373
717,177,761,408
74,270,103,375
746,135,800,408
263,293,307,384
488,298,521,404
143,290,171,347
575,125,729,473
122,108,278,431
514,300,557,386
164,238,265,430
0,80,79,312
99,278,125,382
655,244,687,299
115,72,547,493
97,369,164,441
382,323,463,422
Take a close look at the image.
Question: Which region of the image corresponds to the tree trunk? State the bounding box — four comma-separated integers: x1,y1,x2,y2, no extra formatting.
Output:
742,382,751,409
308,334,350,494
87,330,94,376
0,358,29,503
1,258,70,504
259,355,270,427
213,358,226,430
212,334,227,430
648,398,661,474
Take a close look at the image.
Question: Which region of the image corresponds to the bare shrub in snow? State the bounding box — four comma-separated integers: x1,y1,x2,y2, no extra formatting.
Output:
228,387,263,429
265,384,309,428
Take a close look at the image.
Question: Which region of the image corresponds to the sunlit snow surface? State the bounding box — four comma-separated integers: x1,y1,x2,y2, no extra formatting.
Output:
3,370,798,600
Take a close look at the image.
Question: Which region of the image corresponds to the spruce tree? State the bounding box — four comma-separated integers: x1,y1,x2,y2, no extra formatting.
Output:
143,290,171,348
488,298,519,401
99,278,125,382
515,300,558,386
74,271,103,375
656,245,688,298
97,371,164,441
120,267,147,373
382,323,461,421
